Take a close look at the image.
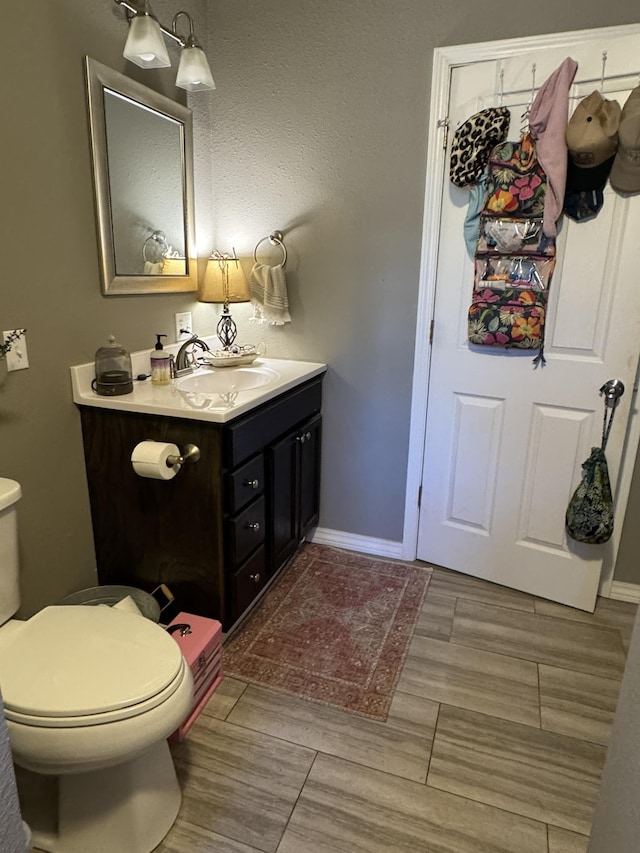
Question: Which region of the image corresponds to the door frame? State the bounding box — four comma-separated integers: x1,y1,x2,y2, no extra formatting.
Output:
402,23,640,598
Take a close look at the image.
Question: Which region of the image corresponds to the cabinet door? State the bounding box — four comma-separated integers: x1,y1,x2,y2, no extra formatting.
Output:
268,430,298,574
298,413,322,538
267,414,322,575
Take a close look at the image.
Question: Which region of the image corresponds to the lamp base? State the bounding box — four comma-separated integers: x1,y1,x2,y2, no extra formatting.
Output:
216,308,238,350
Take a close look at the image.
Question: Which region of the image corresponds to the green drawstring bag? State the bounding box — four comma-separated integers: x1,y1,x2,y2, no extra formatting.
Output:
566,382,621,545
565,447,613,544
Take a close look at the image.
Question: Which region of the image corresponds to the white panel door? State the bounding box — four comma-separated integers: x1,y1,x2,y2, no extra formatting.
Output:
416,32,640,610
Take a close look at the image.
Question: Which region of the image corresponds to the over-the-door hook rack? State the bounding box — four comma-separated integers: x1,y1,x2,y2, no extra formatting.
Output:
600,51,608,92
600,50,607,95
520,63,537,129
529,63,537,101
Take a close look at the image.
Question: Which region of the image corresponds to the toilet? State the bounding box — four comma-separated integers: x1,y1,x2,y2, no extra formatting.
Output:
0,478,194,853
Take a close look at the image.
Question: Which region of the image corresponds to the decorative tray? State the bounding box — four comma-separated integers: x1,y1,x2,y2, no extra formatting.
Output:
200,350,258,368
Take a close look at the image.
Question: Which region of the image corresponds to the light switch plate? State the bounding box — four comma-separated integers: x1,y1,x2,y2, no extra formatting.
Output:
3,330,29,372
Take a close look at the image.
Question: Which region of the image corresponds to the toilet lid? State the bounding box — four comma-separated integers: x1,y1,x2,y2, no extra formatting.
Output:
0,606,183,719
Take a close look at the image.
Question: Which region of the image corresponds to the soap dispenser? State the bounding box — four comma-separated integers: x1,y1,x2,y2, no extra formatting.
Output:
92,336,133,396
150,334,171,386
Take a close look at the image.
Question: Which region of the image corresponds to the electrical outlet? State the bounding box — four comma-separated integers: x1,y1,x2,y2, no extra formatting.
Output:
175,312,193,343
3,330,29,372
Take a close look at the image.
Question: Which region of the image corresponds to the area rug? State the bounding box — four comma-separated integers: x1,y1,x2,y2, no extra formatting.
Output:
223,543,431,720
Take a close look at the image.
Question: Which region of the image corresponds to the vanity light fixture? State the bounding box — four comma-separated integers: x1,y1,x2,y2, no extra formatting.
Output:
114,0,215,91
172,11,216,92
199,251,250,349
121,0,170,68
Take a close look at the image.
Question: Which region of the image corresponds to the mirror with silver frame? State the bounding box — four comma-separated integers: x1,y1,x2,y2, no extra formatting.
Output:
84,57,197,295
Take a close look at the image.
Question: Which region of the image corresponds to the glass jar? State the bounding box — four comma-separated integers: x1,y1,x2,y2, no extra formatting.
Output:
92,335,133,396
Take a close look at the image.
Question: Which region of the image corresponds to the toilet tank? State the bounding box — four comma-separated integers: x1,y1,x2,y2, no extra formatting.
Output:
0,479,22,625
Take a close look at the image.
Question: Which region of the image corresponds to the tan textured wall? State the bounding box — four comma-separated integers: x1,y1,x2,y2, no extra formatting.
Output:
203,0,640,575
2,0,211,616
3,1,640,618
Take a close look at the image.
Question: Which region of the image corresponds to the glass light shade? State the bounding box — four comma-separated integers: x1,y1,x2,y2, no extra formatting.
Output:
200,257,250,303
176,46,216,91
123,15,171,69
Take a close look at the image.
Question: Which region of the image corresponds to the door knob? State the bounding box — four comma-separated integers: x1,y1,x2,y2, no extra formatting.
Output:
600,379,625,408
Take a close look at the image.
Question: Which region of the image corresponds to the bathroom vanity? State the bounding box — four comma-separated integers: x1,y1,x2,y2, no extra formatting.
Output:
71,355,326,630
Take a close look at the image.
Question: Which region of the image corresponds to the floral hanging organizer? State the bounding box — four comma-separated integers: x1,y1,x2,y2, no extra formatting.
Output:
468,288,546,349
467,132,555,364
482,132,547,216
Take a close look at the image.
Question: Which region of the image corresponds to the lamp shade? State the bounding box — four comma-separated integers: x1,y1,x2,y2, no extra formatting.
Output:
123,15,171,69
200,256,250,303
161,256,187,276
176,46,216,91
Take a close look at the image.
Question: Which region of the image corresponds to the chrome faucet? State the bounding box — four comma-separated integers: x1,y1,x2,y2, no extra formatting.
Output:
174,334,211,375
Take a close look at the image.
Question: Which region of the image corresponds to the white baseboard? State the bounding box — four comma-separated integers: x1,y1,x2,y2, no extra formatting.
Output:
609,581,640,604
307,527,404,560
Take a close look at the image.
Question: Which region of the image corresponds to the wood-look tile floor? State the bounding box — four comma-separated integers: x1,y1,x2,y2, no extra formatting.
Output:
156,564,637,853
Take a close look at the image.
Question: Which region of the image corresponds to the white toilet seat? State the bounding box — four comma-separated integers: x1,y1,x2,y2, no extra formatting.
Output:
6,666,193,776
0,605,183,725
5,659,187,727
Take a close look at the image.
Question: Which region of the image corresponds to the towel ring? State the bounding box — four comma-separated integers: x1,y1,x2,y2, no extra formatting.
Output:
253,231,287,268
143,230,169,263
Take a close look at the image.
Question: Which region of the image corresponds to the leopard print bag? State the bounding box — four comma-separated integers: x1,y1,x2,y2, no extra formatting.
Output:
449,107,511,188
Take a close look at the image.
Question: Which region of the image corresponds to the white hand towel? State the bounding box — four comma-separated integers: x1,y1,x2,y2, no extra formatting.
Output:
250,263,291,325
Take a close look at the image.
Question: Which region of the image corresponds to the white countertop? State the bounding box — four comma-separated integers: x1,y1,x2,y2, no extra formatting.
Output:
70,342,326,424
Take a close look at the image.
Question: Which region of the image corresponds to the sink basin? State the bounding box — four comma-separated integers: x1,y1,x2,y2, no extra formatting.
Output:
177,366,280,396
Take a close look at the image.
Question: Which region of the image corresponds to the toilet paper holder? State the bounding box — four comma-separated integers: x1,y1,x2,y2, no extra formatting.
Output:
166,443,201,470
131,440,201,480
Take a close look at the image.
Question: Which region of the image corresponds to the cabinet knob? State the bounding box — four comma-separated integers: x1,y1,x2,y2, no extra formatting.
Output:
246,522,261,531
296,434,306,444
244,478,260,489
305,431,311,441
249,573,261,583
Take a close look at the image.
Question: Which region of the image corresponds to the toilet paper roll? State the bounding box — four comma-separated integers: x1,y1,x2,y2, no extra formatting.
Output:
131,440,180,480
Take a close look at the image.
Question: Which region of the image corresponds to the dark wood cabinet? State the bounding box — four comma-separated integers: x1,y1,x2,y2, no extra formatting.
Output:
78,376,323,630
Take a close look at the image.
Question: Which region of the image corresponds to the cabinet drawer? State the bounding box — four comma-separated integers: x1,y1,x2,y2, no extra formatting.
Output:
227,495,265,567
224,377,323,468
230,546,267,620
225,455,264,514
